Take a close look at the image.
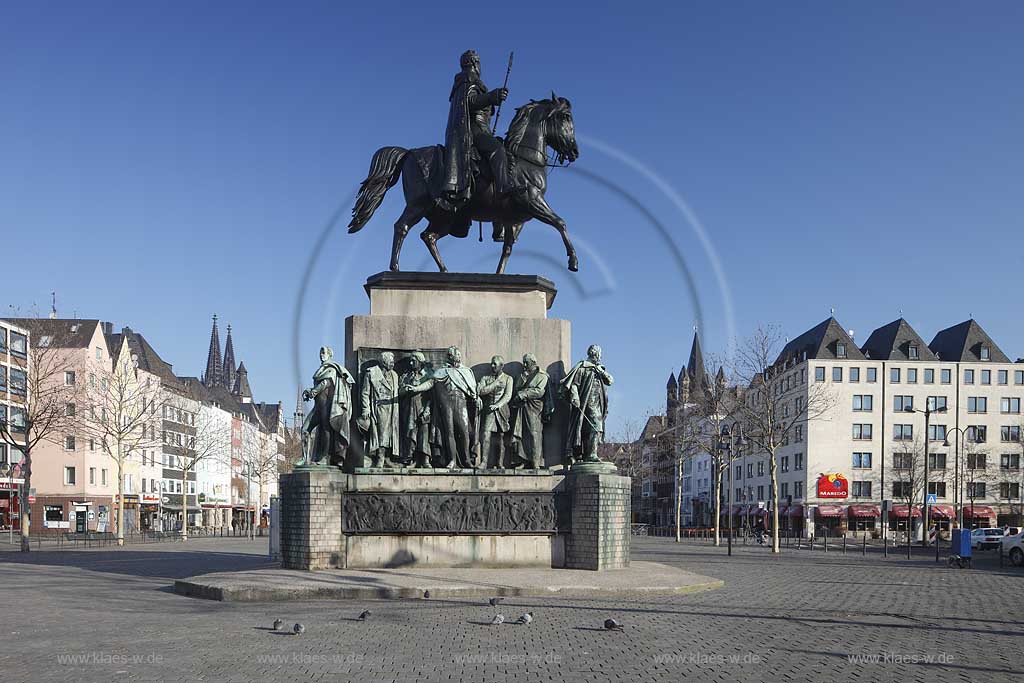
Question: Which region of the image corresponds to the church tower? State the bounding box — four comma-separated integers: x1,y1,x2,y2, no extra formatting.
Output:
222,324,237,391
203,315,223,387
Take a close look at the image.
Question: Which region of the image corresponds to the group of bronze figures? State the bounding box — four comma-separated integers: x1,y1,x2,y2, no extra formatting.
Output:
298,345,613,471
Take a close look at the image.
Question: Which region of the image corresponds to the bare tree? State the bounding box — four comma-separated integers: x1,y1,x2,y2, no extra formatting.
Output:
731,325,834,553
239,428,280,539
688,370,739,547
668,405,701,543
607,408,660,525
78,353,160,546
0,316,80,551
890,434,927,550
164,393,231,541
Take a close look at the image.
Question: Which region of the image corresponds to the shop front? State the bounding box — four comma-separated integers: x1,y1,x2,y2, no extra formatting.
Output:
928,504,955,538
815,504,846,536
140,494,161,531
848,504,880,536
0,479,24,531
962,504,995,529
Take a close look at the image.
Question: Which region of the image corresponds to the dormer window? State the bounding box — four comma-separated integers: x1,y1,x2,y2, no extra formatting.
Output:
836,342,847,359
908,345,919,360
980,346,990,361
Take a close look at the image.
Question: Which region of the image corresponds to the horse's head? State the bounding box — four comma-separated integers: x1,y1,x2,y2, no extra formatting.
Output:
543,91,578,163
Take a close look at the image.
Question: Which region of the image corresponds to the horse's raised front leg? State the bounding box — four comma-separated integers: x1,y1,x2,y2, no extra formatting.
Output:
524,194,578,272
391,204,427,272
420,228,448,273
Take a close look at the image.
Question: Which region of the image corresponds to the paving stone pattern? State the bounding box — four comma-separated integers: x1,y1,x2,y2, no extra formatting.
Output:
0,535,1021,682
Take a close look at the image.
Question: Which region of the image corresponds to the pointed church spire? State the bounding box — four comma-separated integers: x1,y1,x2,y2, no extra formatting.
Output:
203,315,223,387
222,324,236,391
232,361,252,402
293,386,305,434
686,331,709,389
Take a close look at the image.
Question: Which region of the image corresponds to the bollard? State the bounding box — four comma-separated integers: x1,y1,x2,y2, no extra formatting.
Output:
809,536,814,551
863,535,867,556
824,535,828,553
843,535,847,554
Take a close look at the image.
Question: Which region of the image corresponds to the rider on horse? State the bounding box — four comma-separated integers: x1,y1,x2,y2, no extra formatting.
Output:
441,50,526,221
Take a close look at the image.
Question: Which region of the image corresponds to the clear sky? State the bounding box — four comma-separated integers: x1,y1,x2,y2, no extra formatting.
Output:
3,2,1022,434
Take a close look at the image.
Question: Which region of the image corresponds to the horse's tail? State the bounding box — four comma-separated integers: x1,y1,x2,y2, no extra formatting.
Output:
348,146,409,233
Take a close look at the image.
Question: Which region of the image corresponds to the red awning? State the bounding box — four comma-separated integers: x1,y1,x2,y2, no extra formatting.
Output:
848,504,880,518
891,504,922,518
928,504,955,519
750,507,768,516
963,505,995,518
816,505,845,518
788,505,804,518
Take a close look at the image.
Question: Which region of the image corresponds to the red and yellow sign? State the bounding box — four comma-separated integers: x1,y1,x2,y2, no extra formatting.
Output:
816,473,848,499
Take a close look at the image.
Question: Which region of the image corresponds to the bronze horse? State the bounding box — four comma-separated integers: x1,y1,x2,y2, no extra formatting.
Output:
347,95,579,274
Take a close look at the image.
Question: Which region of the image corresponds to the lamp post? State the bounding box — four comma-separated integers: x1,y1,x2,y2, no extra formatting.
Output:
719,425,732,557
904,402,947,546
943,426,971,531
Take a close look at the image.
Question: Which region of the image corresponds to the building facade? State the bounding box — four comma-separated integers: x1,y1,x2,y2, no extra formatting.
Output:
0,320,29,532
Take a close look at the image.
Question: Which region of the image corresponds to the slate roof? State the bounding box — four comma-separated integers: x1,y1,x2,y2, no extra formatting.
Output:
929,320,1009,363
3,318,100,348
775,317,865,366
860,318,938,362
232,361,252,399
106,327,182,388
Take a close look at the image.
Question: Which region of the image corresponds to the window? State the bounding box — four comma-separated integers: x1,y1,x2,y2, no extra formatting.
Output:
1001,454,1021,470
998,370,1008,385
908,345,919,360
893,482,911,498
853,395,873,411
757,485,765,500
893,395,913,412
781,483,789,498
927,396,948,412
735,464,742,480
1001,397,1021,414
89,467,96,485
852,452,872,468
891,368,901,383
852,481,872,497
907,368,918,384
9,368,26,396
928,453,947,469
941,369,952,384
64,436,76,451
836,342,847,359
866,367,877,383
65,403,76,417
0,328,5,352
853,424,873,440
95,347,102,361
981,369,991,385
1001,426,1021,442
1016,370,1024,385
795,425,804,442
980,346,991,361
65,371,76,386
781,456,789,473
1001,482,1021,499
967,482,986,498
850,367,860,383
967,453,987,469
89,438,95,451
968,397,987,414
0,366,5,393
794,453,803,470
794,481,804,498
64,466,76,485
10,407,26,432
893,424,913,441
832,367,843,382
0,443,6,464
967,426,987,443
10,332,27,358
964,369,974,384
101,469,107,486
747,463,753,478
757,461,765,477
928,425,947,442
927,482,947,497
924,368,934,384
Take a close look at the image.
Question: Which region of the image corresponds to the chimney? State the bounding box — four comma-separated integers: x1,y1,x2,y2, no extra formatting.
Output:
101,322,114,335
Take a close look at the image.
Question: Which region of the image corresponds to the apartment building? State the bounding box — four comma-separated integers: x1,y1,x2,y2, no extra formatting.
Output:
677,316,1024,538
0,320,29,531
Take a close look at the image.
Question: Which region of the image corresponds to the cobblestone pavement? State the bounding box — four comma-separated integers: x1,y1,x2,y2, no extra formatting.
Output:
0,536,1021,682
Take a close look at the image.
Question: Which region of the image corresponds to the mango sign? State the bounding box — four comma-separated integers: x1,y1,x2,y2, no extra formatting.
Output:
817,473,848,499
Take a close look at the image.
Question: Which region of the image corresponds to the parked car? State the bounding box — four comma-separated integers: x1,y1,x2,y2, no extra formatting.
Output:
1002,526,1021,536
1001,530,1024,566
971,528,1005,550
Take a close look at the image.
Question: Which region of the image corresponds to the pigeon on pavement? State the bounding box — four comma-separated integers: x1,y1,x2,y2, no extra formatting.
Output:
272,619,284,631
490,614,505,626
357,610,371,621
488,597,504,608
603,618,624,631
515,612,533,625
423,590,431,599
293,623,305,635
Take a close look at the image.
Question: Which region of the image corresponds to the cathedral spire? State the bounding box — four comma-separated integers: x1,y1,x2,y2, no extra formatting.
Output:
232,361,252,402
203,315,223,387
222,324,237,391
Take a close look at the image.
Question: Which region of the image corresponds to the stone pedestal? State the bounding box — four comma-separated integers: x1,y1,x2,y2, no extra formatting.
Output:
279,468,346,570
345,272,571,468
564,472,631,570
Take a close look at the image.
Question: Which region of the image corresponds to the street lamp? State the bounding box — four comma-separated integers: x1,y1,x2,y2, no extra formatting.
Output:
943,426,971,530
719,424,745,557
904,402,947,547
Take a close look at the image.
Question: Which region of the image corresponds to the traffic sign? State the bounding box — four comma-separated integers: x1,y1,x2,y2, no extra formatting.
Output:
926,494,937,504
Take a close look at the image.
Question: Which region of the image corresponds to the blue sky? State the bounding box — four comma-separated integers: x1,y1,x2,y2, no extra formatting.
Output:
3,2,1022,434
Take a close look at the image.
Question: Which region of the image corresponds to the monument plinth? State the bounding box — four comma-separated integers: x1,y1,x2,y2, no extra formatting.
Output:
280,272,630,571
